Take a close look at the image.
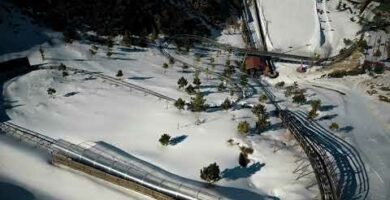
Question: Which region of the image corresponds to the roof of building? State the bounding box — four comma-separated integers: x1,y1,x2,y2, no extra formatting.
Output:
245,56,267,70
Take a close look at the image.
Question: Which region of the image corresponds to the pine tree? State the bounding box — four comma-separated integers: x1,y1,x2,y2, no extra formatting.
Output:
311,100,321,111
329,122,339,131
39,46,45,60
252,104,269,133
116,70,123,77
159,134,171,146
292,92,306,104
240,74,248,87
47,88,56,95
259,94,268,102
177,77,188,88
122,31,132,47
239,152,250,167
62,71,69,77
218,82,226,92
162,63,169,74
237,121,250,135
174,98,186,111
189,92,207,112
185,84,196,95
193,76,201,88
221,98,232,111
169,57,175,65
200,163,221,183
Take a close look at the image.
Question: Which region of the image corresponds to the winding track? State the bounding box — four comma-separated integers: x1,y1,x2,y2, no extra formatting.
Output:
160,34,369,200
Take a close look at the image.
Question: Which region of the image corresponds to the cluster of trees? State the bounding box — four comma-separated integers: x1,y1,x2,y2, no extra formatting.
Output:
13,0,242,41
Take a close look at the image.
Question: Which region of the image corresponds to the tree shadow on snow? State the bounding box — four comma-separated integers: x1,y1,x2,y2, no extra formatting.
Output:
63,92,79,97
339,126,354,133
317,114,338,121
169,135,188,145
221,162,265,181
128,76,154,81
319,105,338,112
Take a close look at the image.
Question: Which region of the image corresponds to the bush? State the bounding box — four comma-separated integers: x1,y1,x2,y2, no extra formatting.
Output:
311,99,321,111
116,70,123,77
237,121,250,135
221,98,232,110
47,88,56,95
329,122,339,131
374,65,384,74
218,82,226,92
275,81,285,88
240,146,254,155
308,109,319,120
62,71,69,77
258,94,268,102
292,93,306,104
239,152,250,168
159,134,171,146
174,98,186,111
59,63,67,71
193,76,201,88
169,57,175,65
177,77,188,88
343,38,353,46
200,163,221,183
185,84,196,95
189,92,208,112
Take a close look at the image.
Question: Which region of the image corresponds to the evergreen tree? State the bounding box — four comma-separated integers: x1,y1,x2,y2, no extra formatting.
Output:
116,70,123,77
218,82,226,92
258,94,268,102
162,63,169,74
221,98,232,111
251,104,266,118
122,31,132,47
329,122,339,131
193,76,201,88
177,77,188,88
59,63,67,71
189,92,207,112
174,98,186,111
200,163,221,183
106,51,113,57
169,57,175,65
239,152,250,168
62,71,69,77
185,84,196,95
240,74,248,87
39,46,45,60
159,134,171,146
47,88,56,95
237,121,250,135
292,92,306,104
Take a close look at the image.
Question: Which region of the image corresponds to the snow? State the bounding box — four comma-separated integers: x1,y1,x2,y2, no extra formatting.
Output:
256,0,362,57
268,62,390,200
0,5,318,199
2,0,387,199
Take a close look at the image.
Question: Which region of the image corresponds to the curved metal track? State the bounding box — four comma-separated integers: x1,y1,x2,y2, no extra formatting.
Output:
160,36,369,200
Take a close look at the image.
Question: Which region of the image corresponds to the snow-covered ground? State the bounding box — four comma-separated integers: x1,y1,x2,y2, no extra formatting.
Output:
266,62,390,200
256,0,362,57
0,2,318,200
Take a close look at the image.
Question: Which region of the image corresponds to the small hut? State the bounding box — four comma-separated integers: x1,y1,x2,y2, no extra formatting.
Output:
244,56,268,74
